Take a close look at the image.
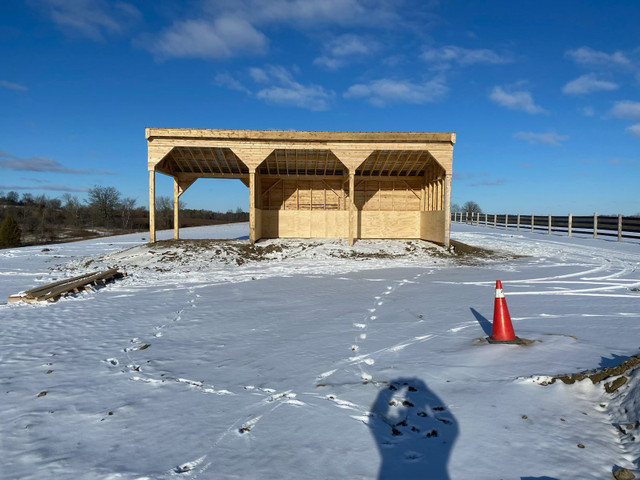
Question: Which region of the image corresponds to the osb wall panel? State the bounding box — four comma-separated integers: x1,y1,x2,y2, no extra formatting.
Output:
260,178,346,211
357,211,420,238
259,210,348,238
355,179,422,211
420,211,445,244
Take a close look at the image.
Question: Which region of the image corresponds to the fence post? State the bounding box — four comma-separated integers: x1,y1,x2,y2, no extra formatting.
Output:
494,214,497,229
505,214,509,230
466,211,469,224
618,214,622,242
531,214,534,233
548,214,552,235
568,213,572,237
593,212,598,239
485,213,488,227
517,214,520,231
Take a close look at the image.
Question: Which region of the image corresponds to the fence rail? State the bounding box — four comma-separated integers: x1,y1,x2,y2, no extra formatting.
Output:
451,212,640,242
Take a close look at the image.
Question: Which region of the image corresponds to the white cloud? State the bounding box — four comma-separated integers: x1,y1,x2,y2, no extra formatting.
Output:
609,101,640,120
223,0,403,28
314,34,377,70
214,72,250,93
344,77,448,107
580,106,595,117
421,45,511,66
149,17,267,60
513,131,568,146
489,86,546,114
626,124,640,138
32,0,140,40
0,80,28,91
252,66,334,110
562,73,618,95
565,46,630,67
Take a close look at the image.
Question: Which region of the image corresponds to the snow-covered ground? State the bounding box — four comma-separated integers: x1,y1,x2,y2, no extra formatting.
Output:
1,222,639,479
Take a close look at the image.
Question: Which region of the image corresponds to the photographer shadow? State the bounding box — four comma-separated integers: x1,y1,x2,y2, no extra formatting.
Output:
369,377,458,480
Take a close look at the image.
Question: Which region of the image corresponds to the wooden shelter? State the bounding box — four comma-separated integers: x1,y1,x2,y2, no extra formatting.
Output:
146,129,455,246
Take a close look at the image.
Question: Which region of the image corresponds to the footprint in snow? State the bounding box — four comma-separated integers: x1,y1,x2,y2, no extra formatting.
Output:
173,455,209,475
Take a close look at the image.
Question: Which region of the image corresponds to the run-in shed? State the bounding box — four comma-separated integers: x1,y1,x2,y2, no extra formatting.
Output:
146,128,455,246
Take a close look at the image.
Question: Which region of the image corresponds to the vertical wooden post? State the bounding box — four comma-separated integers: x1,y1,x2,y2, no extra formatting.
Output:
465,211,469,224
173,178,180,240
505,214,509,230
493,214,497,228
348,172,355,246
618,214,623,242
148,169,156,243
593,212,598,239
568,213,572,237
531,214,534,233
443,174,451,248
249,171,256,243
517,214,520,231
548,214,552,235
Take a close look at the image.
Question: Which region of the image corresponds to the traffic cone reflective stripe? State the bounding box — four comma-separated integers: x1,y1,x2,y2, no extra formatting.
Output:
491,280,516,341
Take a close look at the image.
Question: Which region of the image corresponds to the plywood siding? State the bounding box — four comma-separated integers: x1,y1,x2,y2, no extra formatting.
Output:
260,210,348,238
421,211,446,244
357,211,420,238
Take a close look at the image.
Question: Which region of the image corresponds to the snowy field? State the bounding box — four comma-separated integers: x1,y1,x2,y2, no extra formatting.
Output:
1,222,640,480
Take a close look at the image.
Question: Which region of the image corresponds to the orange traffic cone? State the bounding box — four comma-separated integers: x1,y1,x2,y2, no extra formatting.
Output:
490,280,516,342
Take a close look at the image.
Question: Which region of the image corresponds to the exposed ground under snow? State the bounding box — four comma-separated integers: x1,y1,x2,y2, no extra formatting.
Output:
1,222,640,479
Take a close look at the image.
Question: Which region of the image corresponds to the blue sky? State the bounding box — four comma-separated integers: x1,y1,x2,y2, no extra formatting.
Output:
1,0,639,215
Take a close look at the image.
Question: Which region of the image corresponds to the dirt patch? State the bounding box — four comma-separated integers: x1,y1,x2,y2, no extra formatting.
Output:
539,353,640,393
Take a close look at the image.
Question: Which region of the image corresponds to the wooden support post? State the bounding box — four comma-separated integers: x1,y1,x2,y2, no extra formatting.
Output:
443,173,451,248
568,213,572,237
148,169,156,243
593,212,598,239
173,177,180,240
249,171,256,243
348,172,355,246
618,213,623,242
531,214,534,233
505,214,509,230
548,214,552,235
517,214,520,231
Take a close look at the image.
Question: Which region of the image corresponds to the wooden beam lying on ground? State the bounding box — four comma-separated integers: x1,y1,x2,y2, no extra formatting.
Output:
8,268,127,303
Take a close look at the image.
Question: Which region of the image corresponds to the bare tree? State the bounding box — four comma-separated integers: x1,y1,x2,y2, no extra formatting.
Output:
462,201,482,215
120,197,136,229
87,186,121,227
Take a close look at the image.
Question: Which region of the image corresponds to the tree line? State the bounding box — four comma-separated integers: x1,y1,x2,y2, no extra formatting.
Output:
0,186,248,248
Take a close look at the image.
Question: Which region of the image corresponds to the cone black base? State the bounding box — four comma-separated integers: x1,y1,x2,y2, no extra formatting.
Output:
487,336,534,345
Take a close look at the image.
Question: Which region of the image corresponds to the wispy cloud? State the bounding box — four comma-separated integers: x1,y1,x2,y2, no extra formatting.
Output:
513,131,568,146
0,151,115,174
0,80,28,91
580,106,595,117
344,76,448,107
31,0,141,41
565,46,631,68
609,100,640,120
213,72,251,93
145,17,267,60
421,45,511,67
252,65,334,110
627,124,640,138
314,34,378,70
489,86,546,114
139,1,419,61
562,73,618,95
0,184,90,192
